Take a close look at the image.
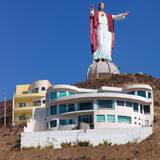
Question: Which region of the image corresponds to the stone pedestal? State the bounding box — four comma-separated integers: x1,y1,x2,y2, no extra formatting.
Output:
87,59,120,80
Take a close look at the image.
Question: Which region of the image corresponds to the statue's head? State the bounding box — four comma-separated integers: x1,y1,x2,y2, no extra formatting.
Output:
98,2,105,11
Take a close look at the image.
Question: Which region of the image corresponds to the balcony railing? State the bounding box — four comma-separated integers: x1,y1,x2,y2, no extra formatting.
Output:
15,102,41,108
15,91,45,96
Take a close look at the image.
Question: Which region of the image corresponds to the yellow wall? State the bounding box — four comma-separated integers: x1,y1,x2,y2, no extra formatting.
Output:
14,97,43,104
16,84,30,94
15,110,32,116
13,80,51,124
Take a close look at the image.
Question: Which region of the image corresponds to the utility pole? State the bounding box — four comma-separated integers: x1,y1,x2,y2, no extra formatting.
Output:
3,96,6,126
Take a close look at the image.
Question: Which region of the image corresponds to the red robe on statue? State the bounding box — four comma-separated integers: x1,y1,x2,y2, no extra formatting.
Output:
90,11,115,54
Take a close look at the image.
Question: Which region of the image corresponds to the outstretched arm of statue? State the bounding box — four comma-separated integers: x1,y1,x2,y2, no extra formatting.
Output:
90,5,95,16
112,11,129,20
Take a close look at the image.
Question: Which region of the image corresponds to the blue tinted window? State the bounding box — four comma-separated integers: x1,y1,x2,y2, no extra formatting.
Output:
50,120,57,128
128,91,135,95
59,91,66,98
97,100,115,109
46,94,49,102
78,102,93,110
78,115,93,123
137,91,146,98
69,119,74,124
140,105,143,113
68,104,75,112
50,92,57,100
117,100,125,106
59,120,67,126
107,115,115,122
50,105,57,115
59,104,67,114
148,92,152,98
133,103,139,112
144,105,150,114
126,101,133,107
118,116,131,124
97,115,105,122
68,92,75,96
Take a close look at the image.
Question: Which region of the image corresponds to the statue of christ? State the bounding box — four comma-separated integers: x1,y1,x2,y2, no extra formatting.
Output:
90,2,129,61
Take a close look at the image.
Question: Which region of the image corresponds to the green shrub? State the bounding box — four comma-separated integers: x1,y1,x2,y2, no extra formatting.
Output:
77,140,90,147
61,141,72,148
22,143,53,150
43,143,54,149
98,140,112,146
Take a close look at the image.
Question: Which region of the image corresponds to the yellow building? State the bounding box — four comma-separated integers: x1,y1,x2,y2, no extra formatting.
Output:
12,80,51,125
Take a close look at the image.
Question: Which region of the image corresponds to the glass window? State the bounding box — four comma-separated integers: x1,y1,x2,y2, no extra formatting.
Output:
50,92,57,100
107,115,115,123
68,92,75,96
78,102,93,110
97,115,105,122
78,115,93,124
97,100,115,109
117,100,125,106
50,105,57,115
19,103,26,107
50,120,57,128
148,92,152,99
126,101,133,108
144,105,150,114
68,104,75,112
140,105,143,113
33,100,41,106
59,104,67,114
59,120,67,126
69,119,74,124
128,91,135,95
32,88,39,93
118,116,131,124
137,91,146,98
59,91,66,98
46,94,49,102
133,103,139,112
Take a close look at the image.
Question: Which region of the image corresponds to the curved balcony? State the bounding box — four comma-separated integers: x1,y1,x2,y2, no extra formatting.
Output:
14,102,43,112
48,92,152,105
14,92,45,100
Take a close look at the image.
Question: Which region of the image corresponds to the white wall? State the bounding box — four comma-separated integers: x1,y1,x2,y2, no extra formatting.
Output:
94,103,146,128
21,127,153,149
32,107,47,132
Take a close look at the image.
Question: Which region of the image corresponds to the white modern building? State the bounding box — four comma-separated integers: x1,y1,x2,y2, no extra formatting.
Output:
45,84,153,131
21,83,154,148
